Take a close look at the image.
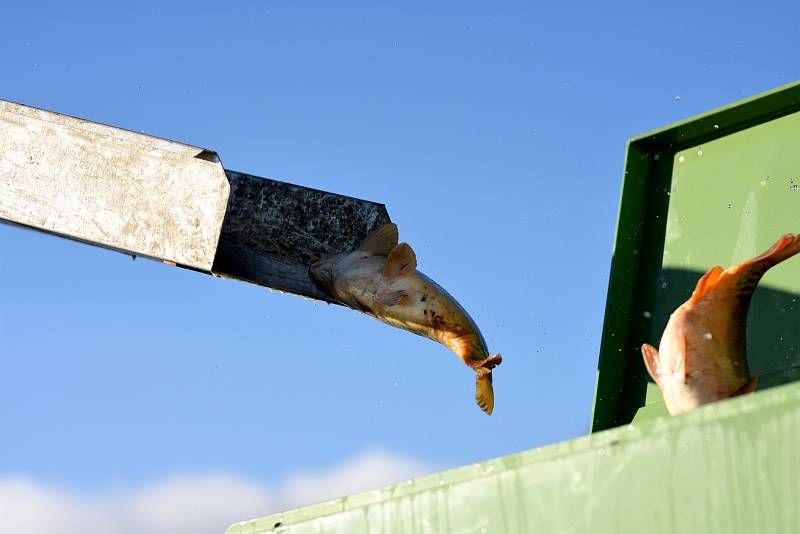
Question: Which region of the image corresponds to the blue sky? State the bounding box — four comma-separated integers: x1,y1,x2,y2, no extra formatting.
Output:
0,1,798,532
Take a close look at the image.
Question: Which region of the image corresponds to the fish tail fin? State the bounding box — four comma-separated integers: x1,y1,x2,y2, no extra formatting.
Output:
749,233,800,268
690,234,800,304
474,354,502,415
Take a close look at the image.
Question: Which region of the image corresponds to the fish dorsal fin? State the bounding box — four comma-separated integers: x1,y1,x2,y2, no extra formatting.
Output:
359,223,398,256
688,266,725,304
383,243,417,279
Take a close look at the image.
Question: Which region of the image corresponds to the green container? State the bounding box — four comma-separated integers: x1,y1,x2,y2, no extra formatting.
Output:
593,80,800,431
227,81,800,534
228,381,800,534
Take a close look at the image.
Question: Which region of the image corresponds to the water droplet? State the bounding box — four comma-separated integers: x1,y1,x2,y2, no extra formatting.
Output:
643,311,652,319
653,153,661,161
481,529,488,534
661,282,668,288
697,149,703,156
713,124,720,129
393,381,399,387
727,203,733,209
675,95,681,101
703,332,713,340
678,155,685,163
439,479,445,485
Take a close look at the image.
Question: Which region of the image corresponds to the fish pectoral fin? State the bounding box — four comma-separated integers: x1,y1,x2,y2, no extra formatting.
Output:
383,243,417,279
734,375,759,396
641,343,663,387
475,372,495,415
375,288,409,307
359,223,399,256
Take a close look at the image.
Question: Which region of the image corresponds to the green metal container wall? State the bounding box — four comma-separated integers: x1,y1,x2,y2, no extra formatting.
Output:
227,380,800,534
593,81,800,430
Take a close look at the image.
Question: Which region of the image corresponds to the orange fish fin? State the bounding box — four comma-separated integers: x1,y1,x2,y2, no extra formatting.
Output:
688,266,725,304
359,223,398,256
375,288,409,307
383,243,417,279
725,234,800,294
737,233,800,269
641,343,662,386
734,375,759,396
475,372,495,415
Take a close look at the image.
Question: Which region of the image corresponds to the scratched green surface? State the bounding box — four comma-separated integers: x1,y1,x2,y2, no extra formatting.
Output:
227,380,800,534
663,110,800,278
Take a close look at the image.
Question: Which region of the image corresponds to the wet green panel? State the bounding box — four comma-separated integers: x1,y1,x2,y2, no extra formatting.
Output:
593,81,800,431
227,381,800,534
663,110,800,276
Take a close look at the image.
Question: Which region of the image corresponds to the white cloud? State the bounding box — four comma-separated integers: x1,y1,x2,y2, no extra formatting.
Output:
0,450,433,534
282,450,432,506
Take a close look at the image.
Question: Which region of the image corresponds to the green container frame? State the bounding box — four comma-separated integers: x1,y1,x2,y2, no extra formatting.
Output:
592,80,800,431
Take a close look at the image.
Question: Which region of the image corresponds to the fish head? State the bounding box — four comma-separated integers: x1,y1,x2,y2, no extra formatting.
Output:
309,252,344,297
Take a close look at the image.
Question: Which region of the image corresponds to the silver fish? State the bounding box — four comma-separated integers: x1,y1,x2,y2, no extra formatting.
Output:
309,223,502,414
642,234,800,415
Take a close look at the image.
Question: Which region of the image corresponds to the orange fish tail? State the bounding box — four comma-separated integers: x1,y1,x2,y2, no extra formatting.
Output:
690,234,800,304
755,233,800,267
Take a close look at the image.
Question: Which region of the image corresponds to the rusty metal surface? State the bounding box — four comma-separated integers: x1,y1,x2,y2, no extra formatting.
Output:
212,171,391,302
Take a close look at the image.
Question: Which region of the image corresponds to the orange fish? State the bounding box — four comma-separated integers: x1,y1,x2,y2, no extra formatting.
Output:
642,234,800,415
309,223,502,414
